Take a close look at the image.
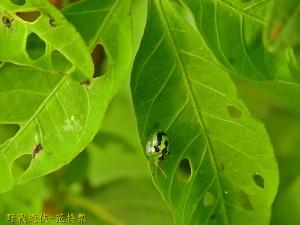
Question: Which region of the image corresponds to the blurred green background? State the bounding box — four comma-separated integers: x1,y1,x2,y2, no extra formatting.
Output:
1,0,300,224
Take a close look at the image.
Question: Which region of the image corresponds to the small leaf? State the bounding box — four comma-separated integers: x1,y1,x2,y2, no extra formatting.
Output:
131,1,279,224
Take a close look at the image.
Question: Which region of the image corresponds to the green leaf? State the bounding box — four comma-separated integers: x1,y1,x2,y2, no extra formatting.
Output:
264,0,300,52
65,178,175,225
234,77,300,196
0,0,93,81
0,178,47,222
131,1,278,225
181,0,300,82
87,84,149,187
0,0,133,193
271,175,300,225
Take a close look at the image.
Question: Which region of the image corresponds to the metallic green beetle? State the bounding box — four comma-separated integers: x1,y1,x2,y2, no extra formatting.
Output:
146,131,169,177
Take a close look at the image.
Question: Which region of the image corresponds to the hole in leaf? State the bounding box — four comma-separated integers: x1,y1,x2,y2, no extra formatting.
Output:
11,154,32,177
26,33,46,60
51,50,72,73
203,192,215,207
237,191,254,211
92,44,108,78
16,11,41,23
0,124,20,144
10,0,26,5
227,105,242,119
177,158,192,182
253,173,265,188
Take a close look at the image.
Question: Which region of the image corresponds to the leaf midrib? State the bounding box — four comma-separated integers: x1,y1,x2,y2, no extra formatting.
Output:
0,76,67,155
156,0,230,224
0,0,125,156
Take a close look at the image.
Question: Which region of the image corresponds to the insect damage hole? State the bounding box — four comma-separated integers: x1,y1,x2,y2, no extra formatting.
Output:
177,158,192,182
26,33,46,60
0,124,20,144
237,191,254,211
253,173,265,188
10,0,26,5
92,44,108,78
16,11,41,23
11,154,32,178
227,105,242,119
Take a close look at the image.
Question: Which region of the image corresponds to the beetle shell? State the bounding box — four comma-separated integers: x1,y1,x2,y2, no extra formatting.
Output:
146,131,169,160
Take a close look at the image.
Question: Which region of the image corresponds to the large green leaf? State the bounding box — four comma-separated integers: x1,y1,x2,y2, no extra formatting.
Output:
131,1,278,225
264,0,300,52
0,0,93,81
181,0,300,82
0,0,133,193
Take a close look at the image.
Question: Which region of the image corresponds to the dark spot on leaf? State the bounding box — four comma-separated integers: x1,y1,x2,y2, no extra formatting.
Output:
0,124,20,144
227,105,242,119
2,16,14,28
26,33,46,60
16,11,41,22
270,24,281,41
228,57,235,64
253,173,265,188
32,143,43,159
11,154,32,177
51,50,72,73
218,163,225,171
203,192,215,207
177,158,192,182
209,213,217,221
92,44,108,78
237,191,254,210
80,79,92,86
49,16,56,27
10,0,26,6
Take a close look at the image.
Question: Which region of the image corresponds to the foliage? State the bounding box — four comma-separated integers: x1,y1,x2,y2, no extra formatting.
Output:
0,0,299,225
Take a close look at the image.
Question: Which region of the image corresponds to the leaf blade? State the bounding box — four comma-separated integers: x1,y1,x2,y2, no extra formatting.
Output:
0,0,133,193
131,1,279,225
181,0,300,82
0,0,94,81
